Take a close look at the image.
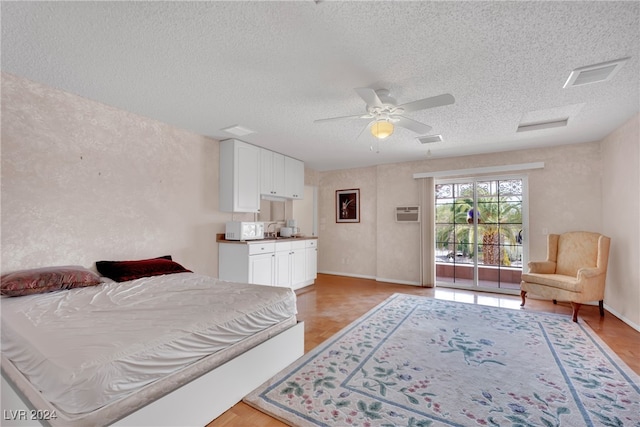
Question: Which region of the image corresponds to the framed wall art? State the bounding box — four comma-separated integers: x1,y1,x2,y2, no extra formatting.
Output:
336,189,360,223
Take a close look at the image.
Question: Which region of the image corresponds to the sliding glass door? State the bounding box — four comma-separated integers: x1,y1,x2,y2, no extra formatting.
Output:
435,177,526,293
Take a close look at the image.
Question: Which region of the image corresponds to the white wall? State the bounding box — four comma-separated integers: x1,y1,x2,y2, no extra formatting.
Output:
292,185,318,237
601,113,640,328
1,73,229,276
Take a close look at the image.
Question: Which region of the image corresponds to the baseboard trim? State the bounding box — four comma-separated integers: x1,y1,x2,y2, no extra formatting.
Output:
604,303,640,333
319,271,376,281
375,277,422,286
318,271,421,286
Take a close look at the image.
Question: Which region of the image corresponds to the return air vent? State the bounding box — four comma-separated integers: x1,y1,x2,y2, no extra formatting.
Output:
517,118,568,132
221,124,256,136
563,57,629,88
417,135,442,144
396,206,420,223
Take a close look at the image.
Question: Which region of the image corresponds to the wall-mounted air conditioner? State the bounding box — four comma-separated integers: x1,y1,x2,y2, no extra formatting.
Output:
395,206,420,223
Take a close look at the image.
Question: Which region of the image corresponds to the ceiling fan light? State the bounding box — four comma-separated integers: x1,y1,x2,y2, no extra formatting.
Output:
371,120,394,139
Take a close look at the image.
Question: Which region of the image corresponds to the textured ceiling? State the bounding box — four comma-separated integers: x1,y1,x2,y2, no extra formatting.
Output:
2,1,638,171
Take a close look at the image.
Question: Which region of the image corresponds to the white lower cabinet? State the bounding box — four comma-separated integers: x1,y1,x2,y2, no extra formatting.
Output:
274,242,292,287
249,252,274,286
219,242,275,285
275,241,306,289
305,239,318,283
219,239,318,289
289,241,307,290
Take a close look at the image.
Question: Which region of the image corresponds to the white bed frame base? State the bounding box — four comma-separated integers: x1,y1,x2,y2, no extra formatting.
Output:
1,321,305,427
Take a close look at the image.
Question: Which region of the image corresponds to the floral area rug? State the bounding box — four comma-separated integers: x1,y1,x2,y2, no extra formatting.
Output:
244,293,640,426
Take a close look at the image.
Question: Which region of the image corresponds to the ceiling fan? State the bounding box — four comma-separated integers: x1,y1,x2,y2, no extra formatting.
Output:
314,87,455,140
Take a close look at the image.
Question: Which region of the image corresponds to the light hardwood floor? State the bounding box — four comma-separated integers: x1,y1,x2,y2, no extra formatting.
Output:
208,273,640,427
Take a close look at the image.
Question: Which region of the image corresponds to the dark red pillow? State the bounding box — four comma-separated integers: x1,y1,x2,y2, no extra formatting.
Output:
1,266,102,297
96,256,192,282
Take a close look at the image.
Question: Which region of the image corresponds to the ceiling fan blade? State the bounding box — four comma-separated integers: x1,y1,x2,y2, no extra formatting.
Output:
394,116,433,134
314,113,372,123
354,87,383,107
398,93,455,112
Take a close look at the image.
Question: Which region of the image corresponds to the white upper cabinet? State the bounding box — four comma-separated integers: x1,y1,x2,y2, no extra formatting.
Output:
284,156,304,199
219,139,261,213
260,149,286,197
220,140,303,207
260,148,304,200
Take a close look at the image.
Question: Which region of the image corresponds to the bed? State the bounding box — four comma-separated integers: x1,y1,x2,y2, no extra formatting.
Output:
0,261,304,426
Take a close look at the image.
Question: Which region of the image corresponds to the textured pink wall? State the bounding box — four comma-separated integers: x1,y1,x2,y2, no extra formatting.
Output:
1,73,228,275
318,142,605,286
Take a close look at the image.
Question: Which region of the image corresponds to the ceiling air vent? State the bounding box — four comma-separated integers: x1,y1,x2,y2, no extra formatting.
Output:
417,135,442,144
221,124,255,136
396,206,420,223
517,118,568,133
563,57,629,88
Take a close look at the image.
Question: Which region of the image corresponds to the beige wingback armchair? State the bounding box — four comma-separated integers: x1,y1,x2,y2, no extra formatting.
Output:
520,231,611,322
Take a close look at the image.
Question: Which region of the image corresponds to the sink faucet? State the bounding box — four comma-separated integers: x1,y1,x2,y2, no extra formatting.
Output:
266,222,278,238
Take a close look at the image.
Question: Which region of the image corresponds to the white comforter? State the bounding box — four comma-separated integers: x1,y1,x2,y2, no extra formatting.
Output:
1,273,297,414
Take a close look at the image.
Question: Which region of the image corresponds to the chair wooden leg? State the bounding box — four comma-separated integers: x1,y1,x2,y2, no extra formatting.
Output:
571,302,581,322
599,300,604,317
520,290,526,307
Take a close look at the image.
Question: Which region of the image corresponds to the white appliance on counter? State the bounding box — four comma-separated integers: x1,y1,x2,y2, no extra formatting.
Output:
280,227,293,237
225,221,265,241
285,219,299,236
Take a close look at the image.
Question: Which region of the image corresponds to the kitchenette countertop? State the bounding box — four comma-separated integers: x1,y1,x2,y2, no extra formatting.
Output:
216,233,318,244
